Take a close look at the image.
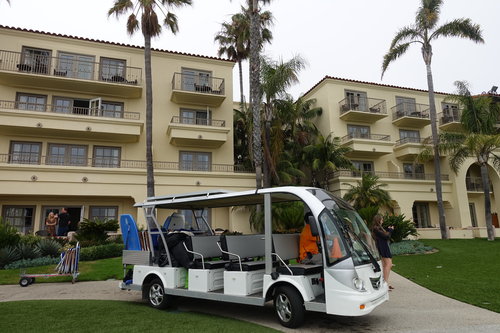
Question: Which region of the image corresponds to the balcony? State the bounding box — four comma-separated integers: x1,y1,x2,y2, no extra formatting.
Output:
338,97,387,123
438,110,462,132
0,100,142,142
466,177,493,193
171,72,226,107
393,137,428,160
332,170,449,181
392,102,431,128
167,116,230,148
0,50,142,98
341,133,394,158
0,154,253,173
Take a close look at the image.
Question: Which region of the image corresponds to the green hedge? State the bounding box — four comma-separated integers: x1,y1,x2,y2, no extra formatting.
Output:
390,240,434,256
79,243,124,261
5,256,60,270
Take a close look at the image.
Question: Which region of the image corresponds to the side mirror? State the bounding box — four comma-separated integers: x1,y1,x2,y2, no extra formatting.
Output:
308,215,319,236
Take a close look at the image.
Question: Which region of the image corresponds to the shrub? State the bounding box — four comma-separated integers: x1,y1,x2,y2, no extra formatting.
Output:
0,246,21,268
36,238,62,257
358,205,380,228
383,213,418,242
79,243,124,261
0,217,21,248
17,243,41,260
20,234,40,247
5,256,60,270
390,240,434,256
76,218,119,246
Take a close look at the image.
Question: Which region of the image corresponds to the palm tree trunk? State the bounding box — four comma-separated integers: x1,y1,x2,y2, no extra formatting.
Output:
425,61,448,239
238,59,245,113
144,33,155,198
250,0,262,189
480,163,495,240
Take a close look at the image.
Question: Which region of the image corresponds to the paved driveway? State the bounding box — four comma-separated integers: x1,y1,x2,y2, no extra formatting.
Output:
1,273,499,332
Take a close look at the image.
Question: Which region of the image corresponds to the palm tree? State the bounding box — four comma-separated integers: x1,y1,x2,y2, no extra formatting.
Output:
261,55,306,187
249,0,272,189
303,133,352,189
343,173,394,212
108,0,192,198
381,0,484,239
215,7,273,113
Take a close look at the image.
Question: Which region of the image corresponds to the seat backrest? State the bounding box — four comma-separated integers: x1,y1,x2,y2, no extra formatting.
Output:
272,233,300,261
165,213,186,230
187,235,223,259
220,234,265,260
119,214,141,251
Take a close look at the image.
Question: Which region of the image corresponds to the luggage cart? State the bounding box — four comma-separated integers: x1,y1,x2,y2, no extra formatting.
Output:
19,242,80,287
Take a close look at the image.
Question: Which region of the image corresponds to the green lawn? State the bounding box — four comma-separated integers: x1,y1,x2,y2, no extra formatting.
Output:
0,257,123,285
392,238,500,313
0,300,278,333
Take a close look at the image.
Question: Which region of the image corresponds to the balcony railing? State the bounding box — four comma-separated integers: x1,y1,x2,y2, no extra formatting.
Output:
391,102,430,120
0,50,142,85
0,100,140,120
171,72,225,96
332,170,449,181
341,133,390,143
466,177,493,192
395,137,429,146
170,116,225,127
438,110,462,125
0,154,253,173
339,97,387,114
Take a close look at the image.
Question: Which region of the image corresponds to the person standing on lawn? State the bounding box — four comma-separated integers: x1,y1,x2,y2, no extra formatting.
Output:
371,214,394,290
57,207,71,236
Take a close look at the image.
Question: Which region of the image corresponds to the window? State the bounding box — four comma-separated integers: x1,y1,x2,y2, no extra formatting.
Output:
47,144,87,166
19,46,51,74
179,151,211,171
57,52,95,80
89,206,118,221
345,90,367,111
395,96,416,116
2,206,35,234
178,209,211,231
412,203,431,228
93,146,120,168
181,68,211,92
16,93,46,111
403,163,425,179
53,97,92,115
347,125,370,139
101,101,124,118
9,141,41,164
352,160,374,176
100,57,126,82
180,108,210,125
442,103,459,122
399,129,420,143
469,203,478,227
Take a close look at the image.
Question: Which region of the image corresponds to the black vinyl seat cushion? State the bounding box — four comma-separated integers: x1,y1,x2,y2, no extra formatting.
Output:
276,264,323,275
192,259,228,270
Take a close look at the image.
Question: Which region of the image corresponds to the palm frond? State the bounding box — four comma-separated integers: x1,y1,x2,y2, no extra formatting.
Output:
381,42,411,79
108,0,133,17
389,26,421,49
416,0,442,30
431,18,484,43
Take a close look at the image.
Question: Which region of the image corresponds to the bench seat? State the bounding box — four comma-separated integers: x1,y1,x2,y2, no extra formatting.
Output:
276,263,323,275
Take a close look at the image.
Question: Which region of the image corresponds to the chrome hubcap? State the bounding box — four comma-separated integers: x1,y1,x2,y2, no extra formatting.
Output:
276,294,292,322
149,283,164,306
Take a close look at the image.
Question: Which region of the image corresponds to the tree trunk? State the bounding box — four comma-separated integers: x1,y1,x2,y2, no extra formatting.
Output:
480,163,495,241
144,33,155,198
250,0,262,189
424,58,447,239
238,59,245,113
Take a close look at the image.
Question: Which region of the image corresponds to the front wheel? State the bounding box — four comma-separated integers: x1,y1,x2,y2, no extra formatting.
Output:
147,278,172,309
273,286,305,328
19,277,30,287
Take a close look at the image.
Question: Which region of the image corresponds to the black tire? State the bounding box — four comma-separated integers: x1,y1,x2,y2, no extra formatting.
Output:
29,277,35,285
147,278,171,309
273,286,305,328
19,277,30,287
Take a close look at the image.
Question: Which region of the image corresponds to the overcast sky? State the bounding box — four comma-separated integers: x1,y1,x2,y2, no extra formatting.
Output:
0,0,498,100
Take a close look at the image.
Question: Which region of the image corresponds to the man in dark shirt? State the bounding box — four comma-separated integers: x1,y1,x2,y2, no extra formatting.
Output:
57,207,71,236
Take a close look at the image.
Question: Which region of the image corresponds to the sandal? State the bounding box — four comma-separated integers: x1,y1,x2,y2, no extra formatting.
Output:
389,285,395,290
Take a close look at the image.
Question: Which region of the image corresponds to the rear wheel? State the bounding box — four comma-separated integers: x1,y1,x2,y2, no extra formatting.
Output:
273,286,305,328
147,278,171,309
19,277,30,287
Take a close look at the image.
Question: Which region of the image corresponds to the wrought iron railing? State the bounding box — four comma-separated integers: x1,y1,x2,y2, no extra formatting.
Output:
341,133,390,143
0,100,140,120
331,170,449,181
0,49,142,85
171,72,225,96
466,177,493,192
395,137,429,146
170,116,225,127
0,154,253,173
391,102,430,120
438,110,462,125
338,97,387,114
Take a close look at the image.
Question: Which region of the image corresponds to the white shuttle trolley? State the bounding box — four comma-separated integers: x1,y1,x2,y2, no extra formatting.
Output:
119,186,389,328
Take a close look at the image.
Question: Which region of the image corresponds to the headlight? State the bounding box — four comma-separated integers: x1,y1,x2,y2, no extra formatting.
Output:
353,277,366,291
